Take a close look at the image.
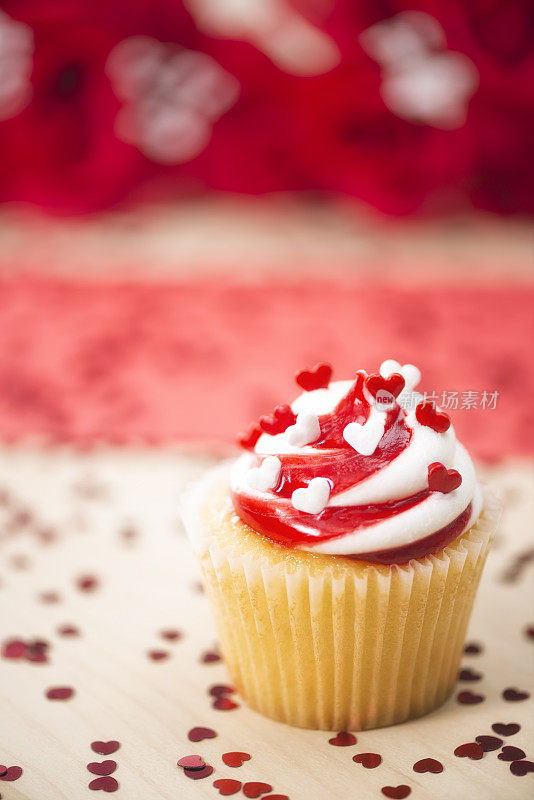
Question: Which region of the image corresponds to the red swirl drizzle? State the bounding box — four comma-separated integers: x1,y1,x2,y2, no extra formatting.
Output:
231,375,471,564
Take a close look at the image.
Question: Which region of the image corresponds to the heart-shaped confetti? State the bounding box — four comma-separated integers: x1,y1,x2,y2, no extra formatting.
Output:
188,726,217,742
285,411,321,447
91,741,120,755
160,629,181,641
201,650,221,663
503,687,530,701
498,746,526,762
457,690,485,704
458,667,482,682
238,424,262,451
46,686,74,700
184,764,213,780
428,463,462,493
0,766,22,782
415,401,450,433
291,477,330,515
260,405,296,435
381,786,411,799
464,642,482,655
177,755,205,770
510,760,534,776
246,457,282,492
88,776,119,792
413,758,443,773
296,363,332,391
343,410,386,456
1,639,26,659
380,360,421,392
353,753,381,768
209,685,234,697
475,736,503,752
454,742,484,760
148,650,169,661
328,731,357,747
366,373,405,402
492,723,520,737
87,761,117,776
242,783,273,798
213,779,242,796
222,752,251,768
213,696,239,711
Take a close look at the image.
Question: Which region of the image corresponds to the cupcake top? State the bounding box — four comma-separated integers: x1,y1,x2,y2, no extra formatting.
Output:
231,361,482,564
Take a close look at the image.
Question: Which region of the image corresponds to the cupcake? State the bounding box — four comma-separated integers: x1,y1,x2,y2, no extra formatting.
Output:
181,361,499,731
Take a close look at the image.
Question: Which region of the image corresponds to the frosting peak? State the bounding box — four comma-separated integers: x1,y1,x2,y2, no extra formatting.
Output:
232,362,482,564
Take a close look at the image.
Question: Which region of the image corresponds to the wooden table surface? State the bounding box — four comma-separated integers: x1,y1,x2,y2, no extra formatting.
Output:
0,445,532,800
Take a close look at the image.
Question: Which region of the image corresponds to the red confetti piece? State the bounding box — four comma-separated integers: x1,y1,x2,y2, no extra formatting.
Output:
160,629,181,641
457,690,485,704
259,405,296,435
148,650,169,661
381,786,411,799
366,373,405,400
458,667,482,682
184,764,213,780
213,696,239,711
243,782,273,798
353,753,381,768
454,742,484,760
475,736,503,752
415,401,450,433
201,650,221,663
498,746,527,762
188,727,217,742
46,686,74,700
177,755,205,770
296,362,333,392
209,685,234,697
213,779,242,796
88,776,119,792
1,639,26,659
263,796,290,800
91,742,120,755
77,575,99,592
238,424,262,451
87,761,117,776
510,760,534,776
464,642,483,655
492,723,520,736
428,463,462,494
503,687,530,701
328,731,357,747
57,625,80,636
222,752,251,768
413,758,443,773
0,767,23,782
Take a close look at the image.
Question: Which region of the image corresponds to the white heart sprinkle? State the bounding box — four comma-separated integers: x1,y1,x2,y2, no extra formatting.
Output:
343,408,386,455
245,456,281,492
380,359,421,392
291,477,330,514
285,411,320,447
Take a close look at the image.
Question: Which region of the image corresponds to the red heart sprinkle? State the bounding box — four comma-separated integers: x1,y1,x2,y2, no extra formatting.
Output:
510,760,534,776
381,786,411,799
185,764,213,780
366,373,405,400
296,363,333,392
213,696,238,710
46,686,74,700
428,463,462,493
492,723,520,736
209,684,234,697
222,752,251,768
464,642,482,655
160,629,181,641
1,639,26,659
457,690,485,704
498,746,526,762
213,779,242,796
260,405,296,435
454,742,484,760
475,736,503,752
188,726,217,742
88,776,119,792
91,741,120,755
238,424,262,451
201,650,221,663
353,753,381,768
459,667,482,682
243,782,273,798
503,687,530,701
0,766,22,781
328,731,357,747
413,758,443,773
177,755,205,770
148,650,169,661
87,761,117,776
415,402,451,433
